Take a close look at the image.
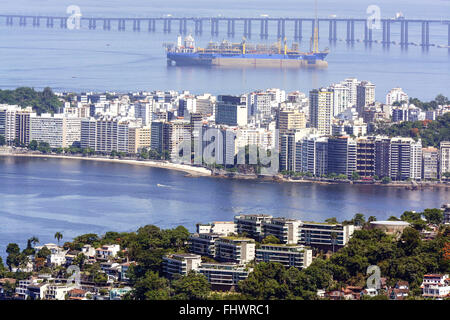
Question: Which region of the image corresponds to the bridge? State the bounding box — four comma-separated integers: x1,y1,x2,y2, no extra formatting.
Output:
1,14,450,48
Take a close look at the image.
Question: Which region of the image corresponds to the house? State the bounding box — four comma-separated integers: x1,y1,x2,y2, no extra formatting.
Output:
81,244,96,258
35,243,68,266
95,244,121,260
421,274,450,299
67,288,89,300
44,284,72,300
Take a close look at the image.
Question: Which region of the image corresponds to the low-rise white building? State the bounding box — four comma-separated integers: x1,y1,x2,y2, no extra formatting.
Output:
421,274,450,299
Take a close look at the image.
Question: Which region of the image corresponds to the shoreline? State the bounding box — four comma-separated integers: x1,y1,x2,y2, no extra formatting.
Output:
0,152,212,177
1,150,449,189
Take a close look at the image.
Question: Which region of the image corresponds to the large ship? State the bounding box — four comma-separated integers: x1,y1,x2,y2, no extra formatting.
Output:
166,34,329,68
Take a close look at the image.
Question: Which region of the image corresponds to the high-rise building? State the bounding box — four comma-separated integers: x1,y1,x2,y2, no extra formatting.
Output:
0,105,35,144
422,147,438,180
30,114,81,148
375,137,391,178
439,141,450,178
299,136,328,176
277,110,306,134
329,83,350,116
389,137,422,180
356,137,376,178
215,99,247,127
128,126,151,154
327,136,357,178
356,81,376,114
80,117,129,153
342,78,359,108
309,88,333,135
386,88,408,105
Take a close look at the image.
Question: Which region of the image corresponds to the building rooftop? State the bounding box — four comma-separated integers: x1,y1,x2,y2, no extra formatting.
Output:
370,221,410,226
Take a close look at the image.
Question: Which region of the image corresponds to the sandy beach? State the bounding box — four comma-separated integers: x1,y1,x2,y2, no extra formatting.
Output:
0,152,212,177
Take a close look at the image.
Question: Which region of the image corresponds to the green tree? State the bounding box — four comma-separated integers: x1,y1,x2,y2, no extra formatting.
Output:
171,272,210,300
261,235,281,244
0,135,5,146
131,270,170,300
37,246,52,259
28,140,38,151
6,243,21,271
422,208,444,225
325,217,339,224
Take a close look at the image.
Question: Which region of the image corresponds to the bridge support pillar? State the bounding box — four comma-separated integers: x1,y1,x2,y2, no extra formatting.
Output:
47,17,54,28
60,18,67,29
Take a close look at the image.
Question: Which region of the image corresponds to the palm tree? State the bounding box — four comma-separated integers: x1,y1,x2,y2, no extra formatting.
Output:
29,236,39,248
54,232,63,246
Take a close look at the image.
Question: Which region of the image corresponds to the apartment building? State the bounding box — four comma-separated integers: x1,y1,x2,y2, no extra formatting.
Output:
255,245,313,269
188,233,222,257
198,263,252,291
310,88,333,135
422,147,439,180
261,218,301,244
234,214,273,240
128,126,151,154
390,137,422,180
298,222,355,248
215,237,256,264
162,253,202,279
440,141,450,177
196,221,236,236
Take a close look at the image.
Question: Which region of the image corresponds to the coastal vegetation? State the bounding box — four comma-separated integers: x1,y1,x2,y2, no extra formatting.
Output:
1,209,448,300
375,112,450,148
0,87,63,115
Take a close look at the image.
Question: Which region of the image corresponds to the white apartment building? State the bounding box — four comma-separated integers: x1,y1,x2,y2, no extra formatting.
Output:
341,78,359,108
162,253,202,278
255,245,313,269
30,114,81,148
329,83,350,116
215,237,256,264
390,137,422,180
198,263,252,290
356,81,376,113
309,88,333,135
262,218,302,244
196,221,236,236
386,87,409,105
236,127,275,151
440,141,450,177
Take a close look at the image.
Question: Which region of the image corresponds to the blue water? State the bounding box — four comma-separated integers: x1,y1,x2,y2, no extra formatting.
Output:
0,0,449,99
0,156,448,258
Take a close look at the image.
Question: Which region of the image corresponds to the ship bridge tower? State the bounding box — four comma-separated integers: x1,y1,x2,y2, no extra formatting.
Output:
184,34,195,50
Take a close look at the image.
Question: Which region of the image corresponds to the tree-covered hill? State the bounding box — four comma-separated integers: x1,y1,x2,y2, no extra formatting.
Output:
0,87,63,115
376,113,450,147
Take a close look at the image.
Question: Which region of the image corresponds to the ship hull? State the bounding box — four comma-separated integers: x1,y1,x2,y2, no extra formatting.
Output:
167,52,328,68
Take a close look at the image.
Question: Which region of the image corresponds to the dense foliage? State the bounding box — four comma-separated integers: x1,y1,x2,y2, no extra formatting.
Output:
376,112,450,147
1,209,449,300
0,87,62,115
